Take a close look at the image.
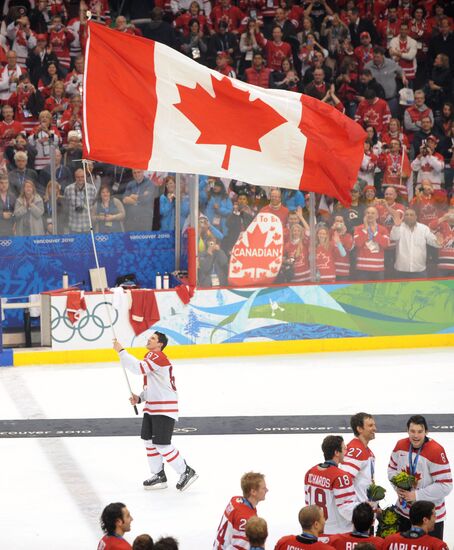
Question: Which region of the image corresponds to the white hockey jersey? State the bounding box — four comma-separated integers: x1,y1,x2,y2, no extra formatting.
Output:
341,437,375,502
119,349,179,420
388,437,452,522
213,496,257,550
305,463,358,534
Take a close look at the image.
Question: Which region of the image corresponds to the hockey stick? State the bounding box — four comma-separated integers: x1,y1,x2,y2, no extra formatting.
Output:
81,159,139,416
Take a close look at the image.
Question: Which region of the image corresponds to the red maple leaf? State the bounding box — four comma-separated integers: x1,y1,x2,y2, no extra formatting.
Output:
231,223,282,274
174,75,287,170
404,467,422,483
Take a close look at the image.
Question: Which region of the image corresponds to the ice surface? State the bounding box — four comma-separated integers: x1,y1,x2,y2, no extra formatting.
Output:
1,347,454,548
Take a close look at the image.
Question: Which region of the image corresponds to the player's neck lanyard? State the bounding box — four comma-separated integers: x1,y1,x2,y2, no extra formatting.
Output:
321,460,337,468
409,527,425,537
352,530,371,537
301,532,318,540
409,440,426,475
243,498,255,510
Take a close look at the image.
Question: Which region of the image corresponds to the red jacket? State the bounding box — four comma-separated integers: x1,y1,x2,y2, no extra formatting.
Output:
354,223,390,271
256,34,292,71
210,5,244,33
316,243,338,282
332,233,354,277
245,66,272,88
354,98,391,134
410,194,447,226
429,218,454,271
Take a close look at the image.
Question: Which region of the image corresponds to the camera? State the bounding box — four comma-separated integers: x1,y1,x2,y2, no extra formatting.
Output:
72,77,78,84
75,205,84,213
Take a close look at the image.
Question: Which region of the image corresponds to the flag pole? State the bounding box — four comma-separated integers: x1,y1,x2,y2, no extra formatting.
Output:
81,159,138,416
175,173,181,271
309,192,317,282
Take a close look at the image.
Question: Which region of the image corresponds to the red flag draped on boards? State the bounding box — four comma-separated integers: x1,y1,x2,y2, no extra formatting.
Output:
83,22,366,204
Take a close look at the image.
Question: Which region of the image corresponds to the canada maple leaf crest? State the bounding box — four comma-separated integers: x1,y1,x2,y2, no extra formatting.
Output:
404,467,422,484
365,108,379,126
228,213,283,286
174,75,287,170
316,250,331,269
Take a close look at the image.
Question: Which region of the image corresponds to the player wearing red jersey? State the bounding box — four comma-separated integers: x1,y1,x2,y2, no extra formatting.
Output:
383,501,449,550
113,332,198,492
275,505,336,550
214,471,268,550
341,413,377,502
305,436,359,535
330,503,384,550
97,502,133,550
388,415,452,540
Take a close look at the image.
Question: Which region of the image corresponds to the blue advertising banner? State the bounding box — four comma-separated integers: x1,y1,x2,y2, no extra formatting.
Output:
0,231,175,329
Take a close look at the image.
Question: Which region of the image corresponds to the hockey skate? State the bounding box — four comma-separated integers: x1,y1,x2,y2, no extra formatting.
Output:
143,468,168,490
176,464,199,492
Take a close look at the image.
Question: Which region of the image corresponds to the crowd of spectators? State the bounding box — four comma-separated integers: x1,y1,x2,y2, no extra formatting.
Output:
0,0,452,286
197,178,454,284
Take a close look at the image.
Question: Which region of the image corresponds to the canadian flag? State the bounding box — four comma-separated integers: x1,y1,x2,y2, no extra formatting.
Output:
83,22,366,204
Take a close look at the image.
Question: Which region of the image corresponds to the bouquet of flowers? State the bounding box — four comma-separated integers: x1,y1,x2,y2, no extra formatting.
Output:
367,482,386,502
377,506,400,538
390,471,417,490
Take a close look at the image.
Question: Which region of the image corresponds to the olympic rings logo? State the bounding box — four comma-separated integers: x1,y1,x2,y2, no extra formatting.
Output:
51,301,119,343
0,239,12,247
95,235,109,242
173,427,198,434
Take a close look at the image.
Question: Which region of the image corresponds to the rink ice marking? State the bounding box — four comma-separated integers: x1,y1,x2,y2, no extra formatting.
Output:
2,413,454,439
0,369,104,535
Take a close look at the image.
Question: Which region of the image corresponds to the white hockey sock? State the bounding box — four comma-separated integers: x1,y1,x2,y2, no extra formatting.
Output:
155,444,186,475
144,440,164,475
